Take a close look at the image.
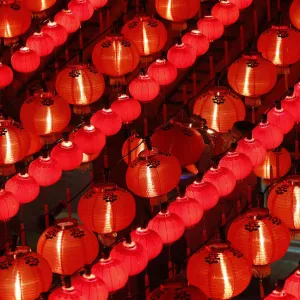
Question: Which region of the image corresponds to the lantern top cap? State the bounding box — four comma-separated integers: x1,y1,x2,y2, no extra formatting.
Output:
83,124,95,132
19,47,30,53
190,29,202,35
94,183,117,192
7,246,32,258
244,207,269,219
138,147,160,160
209,86,229,96
219,0,233,5
242,51,262,60
205,240,231,252
55,217,79,229
135,13,150,21
33,32,44,37
47,21,58,27
203,15,215,19
106,33,125,41
155,58,167,64
61,9,72,13
136,226,149,233
271,25,289,30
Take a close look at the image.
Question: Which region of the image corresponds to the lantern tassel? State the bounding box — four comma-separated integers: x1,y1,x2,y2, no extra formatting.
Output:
44,204,49,229
259,279,265,299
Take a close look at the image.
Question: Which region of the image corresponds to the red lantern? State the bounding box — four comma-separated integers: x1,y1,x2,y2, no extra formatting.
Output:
74,124,106,155
49,285,82,300
122,15,167,56
5,173,40,204
167,41,196,69
0,0,31,38
230,0,253,9
147,59,177,86
265,289,297,300
290,0,300,30
0,189,19,221
129,73,160,102
0,63,13,89
252,115,284,150
41,21,68,47
131,226,163,260
187,241,252,299
212,0,240,26
281,93,300,123
203,166,236,197
37,218,99,275
186,178,219,210
27,130,44,156
92,34,140,78
20,91,71,136
295,82,300,97
78,184,136,234
122,134,146,164
0,246,52,300
236,136,267,166
90,108,122,136
149,209,185,244
197,15,224,42
11,47,40,73
68,0,94,22
56,64,105,106
29,155,62,186
89,0,108,8
169,195,203,227
54,9,80,33
285,269,300,299
111,93,141,123
126,148,182,198
26,32,54,57
182,30,209,56
92,257,128,292
23,0,56,12
152,121,205,166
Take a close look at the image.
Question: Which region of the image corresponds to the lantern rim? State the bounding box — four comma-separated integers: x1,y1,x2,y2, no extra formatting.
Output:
83,124,96,132
93,183,117,193
46,21,59,28
138,148,160,160
135,13,151,21
242,51,262,60
205,240,231,252
106,33,125,41
244,207,269,219
208,86,229,96
135,227,150,234
6,245,32,258
154,58,167,64
55,217,79,229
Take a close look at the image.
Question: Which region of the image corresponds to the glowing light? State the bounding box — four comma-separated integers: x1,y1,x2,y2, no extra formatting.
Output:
5,23,11,37
14,272,22,300
166,0,173,20
45,106,52,134
76,70,86,104
142,22,150,55
255,221,267,265
242,65,251,96
212,101,219,131
219,254,233,298
273,36,282,65
56,231,63,273
105,201,112,232
5,130,12,164
293,186,300,228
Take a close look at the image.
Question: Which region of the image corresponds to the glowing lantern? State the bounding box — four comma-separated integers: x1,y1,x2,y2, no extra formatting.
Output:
89,0,108,8
131,226,163,260
212,0,240,26
128,71,160,102
182,30,209,56
111,93,141,123
281,92,300,123
285,268,300,299
54,9,80,33
11,47,40,73
295,82,300,97
0,0,31,38
193,86,246,133
90,108,122,136
126,148,182,198
92,257,128,292
68,0,94,22
122,14,167,56
56,64,105,106
78,184,136,234
0,246,52,300
29,155,62,186
122,134,146,164
37,218,99,275
41,21,68,47
197,15,224,42
265,288,297,300
152,121,205,166
20,91,71,136
290,0,300,30
230,0,253,9
147,59,177,86
167,41,196,69
24,0,56,12
26,32,54,57
0,189,19,221
148,208,185,244
0,63,13,89
5,173,40,204
187,241,252,299
49,282,82,300
74,124,106,155
92,34,140,78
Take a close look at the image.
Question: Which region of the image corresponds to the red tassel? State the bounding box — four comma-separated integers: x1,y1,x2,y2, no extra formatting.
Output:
259,279,265,299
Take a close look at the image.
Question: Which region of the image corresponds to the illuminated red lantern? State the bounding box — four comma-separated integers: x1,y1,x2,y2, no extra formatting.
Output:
74,124,106,155
122,15,167,56
0,189,19,221
49,281,82,300
169,195,203,227
37,218,99,275
78,184,136,234
5,172,40,204
54,9,80,33
11,47,40,73
0,246,52,300
147,59,177,86
197,15,224,42
41,21,68,47
187,241,252,299
126,148,182,198
68,0,94,22
212,0,240,26
295,82,300,97
92,257,128,292
230,0,253,9
111,93,141,123
23,0,56,12
281,93,300,123
0,0,31,38
186,177,219,210
29,155,62,186
122,134,146,164
20,91,71,136
90,108,122,136
26,32,54,57
129,72,160,102
131,226,163,260
203,165,236,197
27,131,44,156
148,208,185,244
56,64,105,106
92,34,140,78
265,288,297,300
167,41,196,69
0,63,13,89
182,30,209,56
89,0,108,8
290,0,300,30
285,268,300,299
